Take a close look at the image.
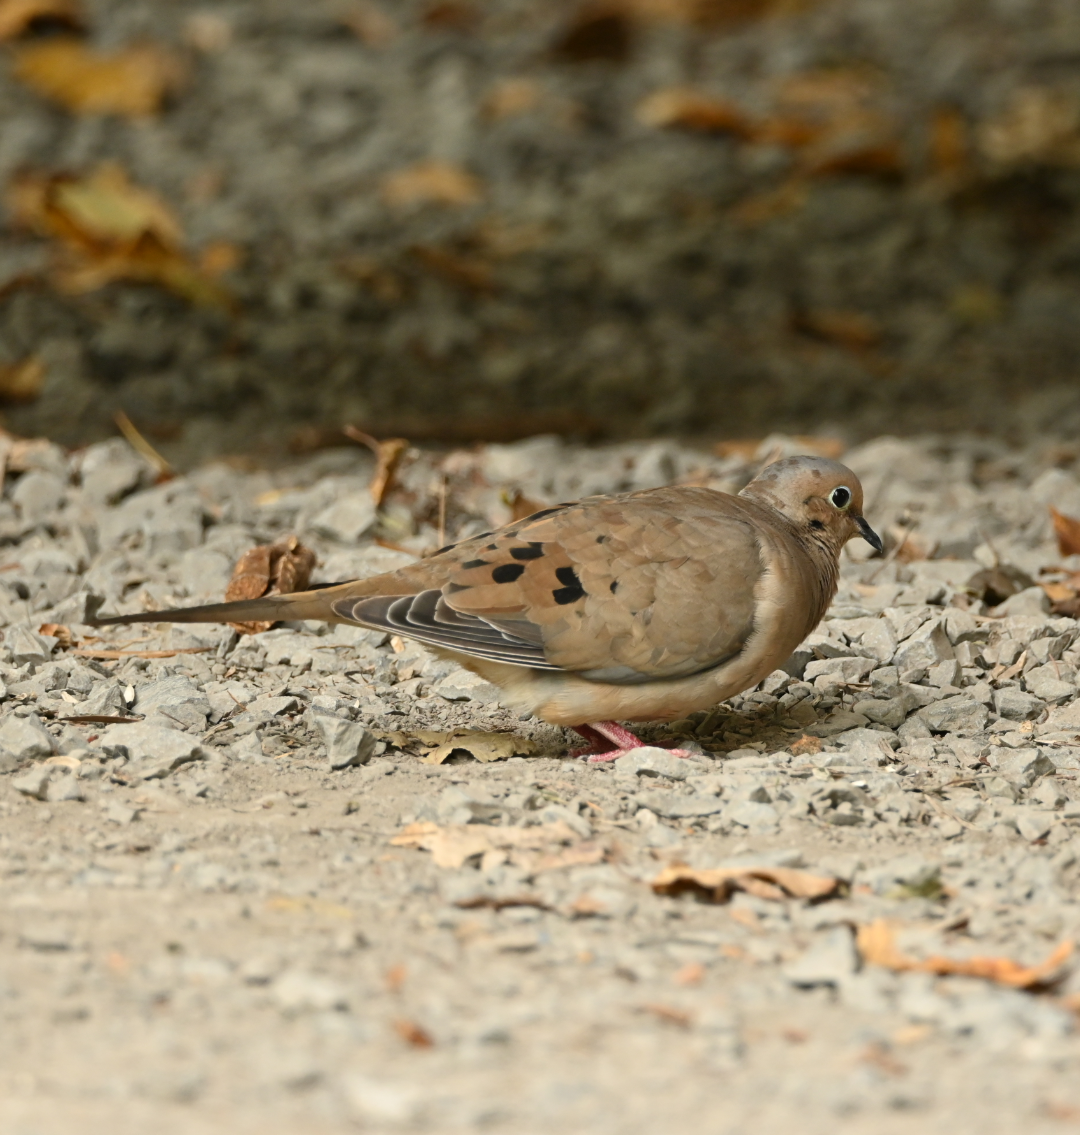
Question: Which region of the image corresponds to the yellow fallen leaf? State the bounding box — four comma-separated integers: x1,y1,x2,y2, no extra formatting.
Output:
7,163,232,308
858,919,1074,989
0,0,82,40
380,729,538,764
651,863,840,903
13,38,186,117
381,160,483,208
423,731,538,765
636,87,756,136
0,357,44,403
1051,507,1080,558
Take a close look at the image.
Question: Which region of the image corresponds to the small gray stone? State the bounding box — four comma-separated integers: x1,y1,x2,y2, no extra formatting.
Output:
79,680,128,717
1012,807,1052,842
920,695,988,735
0,712,58,762
536,803,592,838
851,696,909,729
45,774,85,803
11,765,51,799
927,659,961,688
12,470,66,524
97,723,207,779
133,675,211,731
247,695,299,717
310,711,375,770
636,792,725,819
613,747,696,780
431,670,500,704
78,438,152,505
995,587,1051,617
1024,665,1075,704
1030,779,1066,809
273,970,348,1014
993,688,1046,722
987,746,1055,787
806,709,869,737
309,496,377,544
724,799,779,831
104,800,140,825
7,625,56,666
784,926,858,987
894,619,953,672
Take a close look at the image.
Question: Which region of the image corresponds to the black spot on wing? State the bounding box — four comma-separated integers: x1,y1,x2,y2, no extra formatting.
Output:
432,543,457,557
491,563,526,583
552,566,585,606
609,580,618,593
509,542,544,560
462,559,489,569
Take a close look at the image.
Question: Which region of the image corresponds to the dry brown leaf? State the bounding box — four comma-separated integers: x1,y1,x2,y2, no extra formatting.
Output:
789,733,823,755
391,819,582,870
422,2,479,32
8,164,232,308
198,240,242,277
340,0,397,45
381,728,537,764
651,863,840,903
0,0,82,41
929,106,969,178
730,178,808,226
858,920,1074,989
13,39,186,117
341,428,409,506
978,87,1080,168
636,87,756,137
411,244,494,294
381,160,483,209
793,308,882,352
38,622,73,647
226,534,316,635
0,357,44,403
482,78,542,120
1051,507,1080,558
393,1019,434,1048
552,6,632,63
422,732,539,765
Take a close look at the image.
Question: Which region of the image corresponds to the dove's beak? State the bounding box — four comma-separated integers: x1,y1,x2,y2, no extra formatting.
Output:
856,516,883,554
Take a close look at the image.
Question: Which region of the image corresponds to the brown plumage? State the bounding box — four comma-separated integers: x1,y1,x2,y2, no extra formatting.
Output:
87,456,881,761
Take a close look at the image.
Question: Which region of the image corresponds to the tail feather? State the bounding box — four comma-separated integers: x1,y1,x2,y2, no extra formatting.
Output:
85,588,347,628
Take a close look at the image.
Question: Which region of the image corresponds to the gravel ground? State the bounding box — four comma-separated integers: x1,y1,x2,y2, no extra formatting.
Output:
3,432,1080,1133
4,0,1080,452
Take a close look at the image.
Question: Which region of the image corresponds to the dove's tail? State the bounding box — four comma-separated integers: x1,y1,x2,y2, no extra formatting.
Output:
85,582,363,628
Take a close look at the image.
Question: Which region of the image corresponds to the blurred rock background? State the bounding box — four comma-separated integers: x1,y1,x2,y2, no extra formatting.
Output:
1,0,1079,461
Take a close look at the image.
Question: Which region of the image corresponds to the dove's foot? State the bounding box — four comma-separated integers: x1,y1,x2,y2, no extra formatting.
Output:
571,721,697,763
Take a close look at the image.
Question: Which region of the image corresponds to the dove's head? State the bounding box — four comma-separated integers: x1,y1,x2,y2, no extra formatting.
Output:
740,456,883,555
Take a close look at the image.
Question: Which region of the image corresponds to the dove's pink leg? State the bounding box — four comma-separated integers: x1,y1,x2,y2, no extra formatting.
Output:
570,721,697,763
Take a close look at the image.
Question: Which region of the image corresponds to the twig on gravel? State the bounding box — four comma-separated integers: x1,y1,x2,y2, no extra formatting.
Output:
114,410,174,480
72,647,211,659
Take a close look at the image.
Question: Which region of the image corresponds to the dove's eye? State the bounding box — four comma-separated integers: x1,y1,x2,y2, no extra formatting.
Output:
829,487,852,510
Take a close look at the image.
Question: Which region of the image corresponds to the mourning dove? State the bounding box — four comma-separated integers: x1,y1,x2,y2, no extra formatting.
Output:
88,456,881,761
